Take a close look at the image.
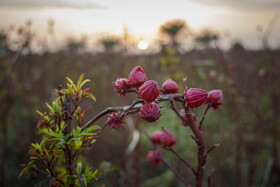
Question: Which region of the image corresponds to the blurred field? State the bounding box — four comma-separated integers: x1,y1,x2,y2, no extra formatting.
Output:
0,20,280,187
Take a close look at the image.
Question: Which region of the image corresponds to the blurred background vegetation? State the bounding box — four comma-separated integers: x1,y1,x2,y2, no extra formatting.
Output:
0,18,280,187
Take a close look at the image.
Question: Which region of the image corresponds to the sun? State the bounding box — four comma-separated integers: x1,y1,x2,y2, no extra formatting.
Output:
137,40,149,50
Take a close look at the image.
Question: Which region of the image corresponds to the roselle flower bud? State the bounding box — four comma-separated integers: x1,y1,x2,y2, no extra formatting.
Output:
114,78,130,95
184,88,208,108
146,151,161,165
207,90,223,110
151,130,163,144
160,129,177,147
162,79,179,94
128,66,147,87
107,113,125,128
138,80,160,102
140,103,161,122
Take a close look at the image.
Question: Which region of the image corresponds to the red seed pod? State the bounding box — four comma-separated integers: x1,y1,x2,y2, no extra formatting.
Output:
162,79,179,94
138,80,160,102
160,129,177,147
140,103,161,122
128,66,147,87
114,78,130,95
107,113,125,128
184,88,208,108
146,151,161,165
207,90,223,110
151,130,163,144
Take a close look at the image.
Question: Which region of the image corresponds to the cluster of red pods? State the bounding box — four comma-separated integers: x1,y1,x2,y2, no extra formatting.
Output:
108,66,223,165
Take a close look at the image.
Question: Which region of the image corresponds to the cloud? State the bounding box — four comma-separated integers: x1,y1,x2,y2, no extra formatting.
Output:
0,0,105,9
193,0,280,11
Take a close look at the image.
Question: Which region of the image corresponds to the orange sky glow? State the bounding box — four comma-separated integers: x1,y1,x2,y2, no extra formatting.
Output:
0,0,279,50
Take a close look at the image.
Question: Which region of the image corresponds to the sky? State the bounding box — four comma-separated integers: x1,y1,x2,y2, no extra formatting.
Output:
0,0,280,50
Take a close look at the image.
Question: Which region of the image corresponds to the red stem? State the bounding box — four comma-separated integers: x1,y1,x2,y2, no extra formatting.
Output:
168,147,197,175
184,108,205,187
199,105,211,130
160,157,189,186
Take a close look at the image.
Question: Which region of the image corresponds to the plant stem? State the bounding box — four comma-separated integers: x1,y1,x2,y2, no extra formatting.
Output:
199,105,211,129
46,164,65,186
168,147,196,175
169,100,186,122
82,100,144,130
72,166,85,187
207,168,215,187
160,157,189,186
184,106,205,187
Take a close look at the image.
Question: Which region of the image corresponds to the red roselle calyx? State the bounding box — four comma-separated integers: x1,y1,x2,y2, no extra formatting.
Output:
207,89,223,110
151,130,163,144
128,66,147,87
107,113,125,128
184,88,208,108
146,151,161,165
162,79,179,94
160,129,177,147
114,78,130,95
138,80,160,102
140,103,161,122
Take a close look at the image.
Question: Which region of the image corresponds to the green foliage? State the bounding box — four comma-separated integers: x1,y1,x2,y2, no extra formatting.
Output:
20,74,101,186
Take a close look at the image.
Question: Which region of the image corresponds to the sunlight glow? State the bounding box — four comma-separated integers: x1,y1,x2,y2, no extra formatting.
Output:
138,40,148,50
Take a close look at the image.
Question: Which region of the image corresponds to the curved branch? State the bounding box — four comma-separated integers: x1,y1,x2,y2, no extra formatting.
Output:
160,157,189,186
199,104,211,130
167,147,197,175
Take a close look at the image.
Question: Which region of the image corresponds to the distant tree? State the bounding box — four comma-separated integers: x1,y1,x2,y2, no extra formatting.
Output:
231,41,245,51
99,36,120,53
159,19,188,50
195,29,219,49
66,37,86,53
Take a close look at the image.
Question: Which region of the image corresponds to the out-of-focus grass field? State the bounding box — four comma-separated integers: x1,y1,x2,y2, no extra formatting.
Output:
0,20,279,186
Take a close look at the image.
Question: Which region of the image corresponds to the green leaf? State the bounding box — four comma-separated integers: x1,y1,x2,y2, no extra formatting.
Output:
36,110,43,116
41,128,62,138
39,137,49,146
88,93,96,101
83,125,100,133
66,77,77,91
77,162,83,174
52,101,61,113
77,73,85,88
79,79,90,89
46,103,54,114
71,139,82,151
31,143,42,151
